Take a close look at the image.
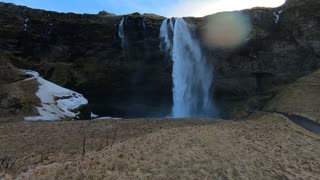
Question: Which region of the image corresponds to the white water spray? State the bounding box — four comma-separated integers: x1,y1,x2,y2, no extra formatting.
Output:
273,10,284,24
160,18,217,118
160,18,175,53
118,17,126,48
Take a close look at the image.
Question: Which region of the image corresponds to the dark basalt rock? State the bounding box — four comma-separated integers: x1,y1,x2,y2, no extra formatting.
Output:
186,0,320,117
0,0,319,119
0,2,170,118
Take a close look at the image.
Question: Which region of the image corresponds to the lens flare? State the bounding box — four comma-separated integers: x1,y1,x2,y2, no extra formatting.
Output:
202,12,252,49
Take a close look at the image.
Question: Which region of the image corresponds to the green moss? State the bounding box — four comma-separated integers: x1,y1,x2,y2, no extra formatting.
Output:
143,13,166,21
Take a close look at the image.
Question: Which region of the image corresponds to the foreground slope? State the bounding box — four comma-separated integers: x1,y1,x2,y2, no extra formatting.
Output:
0,114,319,179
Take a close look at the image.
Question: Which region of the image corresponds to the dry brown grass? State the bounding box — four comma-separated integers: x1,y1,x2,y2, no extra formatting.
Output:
265,70,320,123
7,114,320,180
0,172,13,180
0,119,217,177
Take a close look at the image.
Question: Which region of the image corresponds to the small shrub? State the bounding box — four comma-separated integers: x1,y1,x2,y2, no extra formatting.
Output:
0,157,16,172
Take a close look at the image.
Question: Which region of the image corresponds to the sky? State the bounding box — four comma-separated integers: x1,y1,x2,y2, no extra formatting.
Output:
1,0,286,17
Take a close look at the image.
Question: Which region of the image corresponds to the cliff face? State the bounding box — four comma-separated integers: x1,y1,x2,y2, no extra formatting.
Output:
0,0,319,119
188,0,320,117
0,3,171,118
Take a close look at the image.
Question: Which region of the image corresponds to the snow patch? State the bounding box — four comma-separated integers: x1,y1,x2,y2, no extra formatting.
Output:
23,70,88,121
90,112,99,119
24,70,39,79
89,113,122,120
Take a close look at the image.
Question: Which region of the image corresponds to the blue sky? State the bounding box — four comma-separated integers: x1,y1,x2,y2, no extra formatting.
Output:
1,0,286,17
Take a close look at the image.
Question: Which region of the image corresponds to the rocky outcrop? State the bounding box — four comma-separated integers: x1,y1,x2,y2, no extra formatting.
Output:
0,52,38,120
0,77,40,120
0,0,319,119
0,73,90,121
0,51,90,121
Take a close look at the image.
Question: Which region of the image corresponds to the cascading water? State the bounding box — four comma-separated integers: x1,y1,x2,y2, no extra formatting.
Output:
118,17,126,48
160,18,175,53
160,18,218,118
142,17,147,30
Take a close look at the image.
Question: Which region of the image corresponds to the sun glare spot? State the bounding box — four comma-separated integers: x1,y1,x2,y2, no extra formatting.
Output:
167,0,286,17
202,12,252,49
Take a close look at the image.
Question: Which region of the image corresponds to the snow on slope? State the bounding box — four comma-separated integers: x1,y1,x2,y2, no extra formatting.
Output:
91,112,99,119
23,70,88,121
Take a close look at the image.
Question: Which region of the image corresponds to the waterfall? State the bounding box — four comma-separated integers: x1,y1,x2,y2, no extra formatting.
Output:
118,17,126,48
160,18,217,118
160,18,175,53
142,17,147,30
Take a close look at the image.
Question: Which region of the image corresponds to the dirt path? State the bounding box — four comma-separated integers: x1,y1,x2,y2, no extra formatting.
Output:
281,113,320,134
